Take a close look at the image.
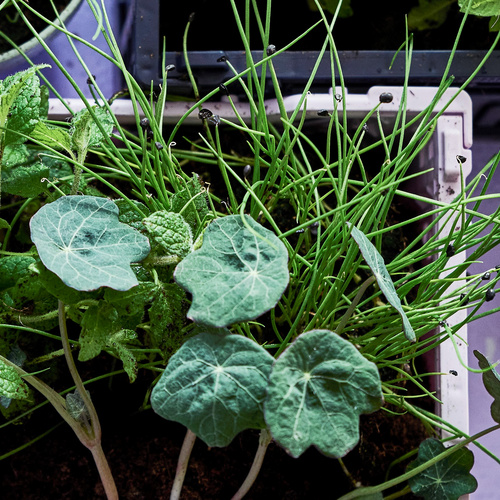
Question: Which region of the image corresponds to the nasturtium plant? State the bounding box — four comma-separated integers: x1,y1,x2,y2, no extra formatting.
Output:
264,329,384,458
407,438,477,499
348,223,416,343
151,331,275,447
474,350,500,423
30,195,151,291
143,211,193,260
174,215,289,327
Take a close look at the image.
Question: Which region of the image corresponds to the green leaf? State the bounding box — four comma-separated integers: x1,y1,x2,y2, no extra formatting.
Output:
0,65,49,147
30,195,151,291
459,0,500,16
0,218,10,230
115,199,151,231
143,211,193,259
0,358,30,401
348,223,416,343
30,121,73,155
148,283,187,358
408,0,455,31
473,350,500,423
0,255,36,291
106,329,140,383
151,331,274,447
78,303,120,361
1,144,49,197
70,106,114,156
264,329,383,458
170,173,210,232
407,438,477,499
174,215,289,327
38,265,95,305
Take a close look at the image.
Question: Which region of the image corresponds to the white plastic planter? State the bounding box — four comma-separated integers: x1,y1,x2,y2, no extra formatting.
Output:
47,85,472,444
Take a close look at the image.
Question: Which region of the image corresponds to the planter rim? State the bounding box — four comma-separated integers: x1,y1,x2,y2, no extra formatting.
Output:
0,0,83,69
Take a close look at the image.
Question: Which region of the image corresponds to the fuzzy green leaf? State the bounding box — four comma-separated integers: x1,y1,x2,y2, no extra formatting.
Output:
30,195,151,291
148,283,187,358
0,358,30,401
407,438,477,499
106,329,140,383
151,331,274,447
1,144,49,197
458,0,500,16
170,174,210,232
0,255,36,291
30,121,73,155
408,0,455,30
143,211,193,259
70,106,113,155
474,350,500,423
79,303,119,361
0,65,49,147
174,215,289,327
348,223,415,343
265,329,383,458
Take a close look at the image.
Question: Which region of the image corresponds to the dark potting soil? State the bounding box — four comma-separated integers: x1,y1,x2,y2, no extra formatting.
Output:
1,360,430,499
0,0,73,54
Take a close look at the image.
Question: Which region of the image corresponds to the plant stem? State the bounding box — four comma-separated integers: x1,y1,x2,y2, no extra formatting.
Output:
232,428,272,500
170,428,197,500
58,300,118,499
91,442,119,500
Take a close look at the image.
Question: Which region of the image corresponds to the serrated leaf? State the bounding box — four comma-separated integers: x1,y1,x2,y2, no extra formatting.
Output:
115,199,151,231
174,215,289,327
143,211,193,259
30,121,73,155
408,0,455,31
106,329,140,383
459,0,500,16
70,106,114,155
0,358,30,401
79,303,120,361
170,174,210,232
0,344,27,409
348,223,415,343
474,350,500,423
151,331,274,447
264,329,383,458
148,283,187,358
1,144,49,197
407,438,477,499
0,65,49,147
0,255,36,291
30,195,151,291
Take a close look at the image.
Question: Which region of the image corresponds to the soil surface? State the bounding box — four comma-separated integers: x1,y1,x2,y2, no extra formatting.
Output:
1,362,430,499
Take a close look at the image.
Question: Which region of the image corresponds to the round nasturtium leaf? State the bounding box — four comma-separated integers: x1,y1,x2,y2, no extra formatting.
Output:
150,331,275,447
264,329,384,458
30,195,151,291
407,438,477,500
174,215,289,327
